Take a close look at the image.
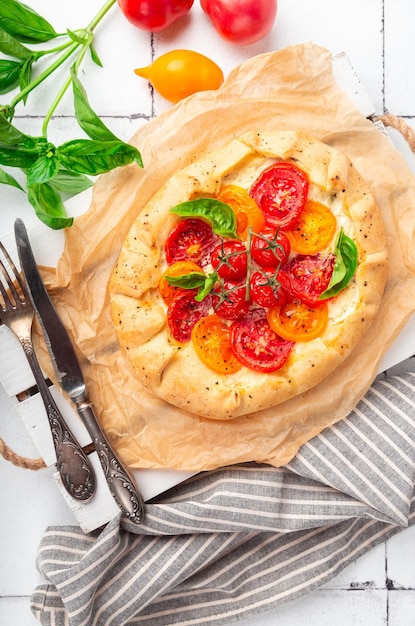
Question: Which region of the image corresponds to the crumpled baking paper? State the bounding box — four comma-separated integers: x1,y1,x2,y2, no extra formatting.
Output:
40,42,415,471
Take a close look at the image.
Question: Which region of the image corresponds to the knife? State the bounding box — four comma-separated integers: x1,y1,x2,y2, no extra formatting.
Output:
15,218,145,524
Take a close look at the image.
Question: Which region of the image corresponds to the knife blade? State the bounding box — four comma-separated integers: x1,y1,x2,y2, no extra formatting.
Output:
14,218,145,524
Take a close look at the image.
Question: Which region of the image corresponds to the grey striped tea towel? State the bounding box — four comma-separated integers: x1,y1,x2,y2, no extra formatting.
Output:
31,372,415,626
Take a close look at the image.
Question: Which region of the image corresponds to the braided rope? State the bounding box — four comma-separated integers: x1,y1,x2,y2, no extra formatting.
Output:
1,113,414,472
0,437,45,470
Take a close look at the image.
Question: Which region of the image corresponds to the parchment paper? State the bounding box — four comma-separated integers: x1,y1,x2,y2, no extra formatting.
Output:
41,43,415,471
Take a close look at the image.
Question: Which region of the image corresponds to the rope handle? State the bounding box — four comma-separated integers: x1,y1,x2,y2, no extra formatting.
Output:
1,113,414,472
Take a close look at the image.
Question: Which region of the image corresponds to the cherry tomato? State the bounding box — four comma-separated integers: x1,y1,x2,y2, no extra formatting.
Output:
285,254,335,307
159,260,203,304
250,162,309,230
250,268,288,308
167,291,213,342
165,218,218,267
210,240,247,280
267,298,329,342
192,314,242,374
200,0,278,45
251,227,291,268
135,50,224,103
231,309,294,373
212,281,251,320
286,200,337,254
118,0,194,32
217,185,265,240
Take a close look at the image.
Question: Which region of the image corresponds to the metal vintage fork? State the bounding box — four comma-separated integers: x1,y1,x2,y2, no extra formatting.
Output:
0,240,96,502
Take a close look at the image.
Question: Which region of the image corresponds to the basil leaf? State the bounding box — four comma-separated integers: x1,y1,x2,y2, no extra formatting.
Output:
0,58,22,93
170,198,238,238
89,43,103,68
0,0,58,43
320,228,358,300
49,169,92,194
57,139,143,175
71,69,119,142
0,165,23,190
28,182,73,229
0,26,32,59
165,271,218,301
27,153,60,186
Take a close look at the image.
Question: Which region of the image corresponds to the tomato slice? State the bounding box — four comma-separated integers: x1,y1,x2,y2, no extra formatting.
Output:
192,314,242,375
159,261,203,304
212,280,251,321
251,227,291,267
267,298,329,342
165,218,218,267
217,185,265,240
167,291,213,343
249,162,309,229
285,254,335,307
231,309,294,373
286,200,337,254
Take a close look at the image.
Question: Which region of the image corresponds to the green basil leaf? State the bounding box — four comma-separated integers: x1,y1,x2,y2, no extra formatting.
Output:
57,139,143,175
320,228,358,300
0,0,58,43
165,271,218,301
28,182,73,229
27,153,60,186
19,55,33,99
0,26,32,59
49,169,92,194
170,198,238,238
0,165,23,190
66,28,87,45
89,43,103,68
71,69,119,142
0,58,22,93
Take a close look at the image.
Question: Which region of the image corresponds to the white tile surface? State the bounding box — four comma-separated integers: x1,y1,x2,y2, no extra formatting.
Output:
1,1,415,625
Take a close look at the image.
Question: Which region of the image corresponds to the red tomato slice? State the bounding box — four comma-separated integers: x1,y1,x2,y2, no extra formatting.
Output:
210,240,248,280
285,254,335,307
192,314,242,375
251,227,291,267
267,298,329,342
249,162,309,229
165,218,218,267
212,281,251,321
231,309,294,373
167,291,213,343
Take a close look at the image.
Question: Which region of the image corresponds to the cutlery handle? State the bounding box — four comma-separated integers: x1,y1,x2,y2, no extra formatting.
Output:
75,399,145,524
21,337,96,502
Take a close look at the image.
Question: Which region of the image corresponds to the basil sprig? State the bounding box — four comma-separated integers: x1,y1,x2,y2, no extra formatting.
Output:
170,198,239,238
320,228,358,300
165,271,219,302
0,0,143,230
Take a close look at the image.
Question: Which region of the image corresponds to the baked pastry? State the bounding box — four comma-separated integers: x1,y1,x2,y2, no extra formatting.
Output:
109,131,388,420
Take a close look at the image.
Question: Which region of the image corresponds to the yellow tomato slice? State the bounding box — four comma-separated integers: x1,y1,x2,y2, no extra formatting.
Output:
267,298,329,342
217,185,265,240
191,314,242,375
159,261,203,304
286,200,337,254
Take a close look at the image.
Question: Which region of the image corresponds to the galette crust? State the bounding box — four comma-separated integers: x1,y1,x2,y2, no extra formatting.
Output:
109,131,388,420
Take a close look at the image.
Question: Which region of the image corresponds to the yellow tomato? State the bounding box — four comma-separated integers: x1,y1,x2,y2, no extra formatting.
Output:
217,185,265,240
191,314,242,375
267,298,329,342
135,50,224,103
286,200,337,254
159,261,203,304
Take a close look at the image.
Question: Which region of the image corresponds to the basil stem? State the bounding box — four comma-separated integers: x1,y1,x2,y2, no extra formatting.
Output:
320,228,358,300
0,0,145,230
170,198,239,238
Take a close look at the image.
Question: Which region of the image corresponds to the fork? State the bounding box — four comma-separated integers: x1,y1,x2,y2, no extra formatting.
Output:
0,240,96,502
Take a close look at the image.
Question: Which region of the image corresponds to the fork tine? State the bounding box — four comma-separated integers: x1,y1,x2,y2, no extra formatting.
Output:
0,241,25,308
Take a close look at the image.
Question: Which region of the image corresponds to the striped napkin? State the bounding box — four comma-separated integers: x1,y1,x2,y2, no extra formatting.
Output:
31,372,415,626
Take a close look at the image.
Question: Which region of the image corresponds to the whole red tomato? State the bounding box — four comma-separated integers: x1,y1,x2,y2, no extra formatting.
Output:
118,0,194,32
200,0,277,45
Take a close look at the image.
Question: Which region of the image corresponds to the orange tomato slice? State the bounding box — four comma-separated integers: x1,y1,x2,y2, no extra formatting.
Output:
191,314,242,375
217,185,265,240
267,298,329,342
286,200,337,254
159,261,203,304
